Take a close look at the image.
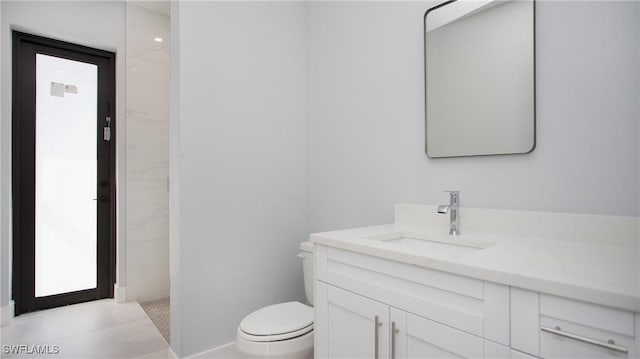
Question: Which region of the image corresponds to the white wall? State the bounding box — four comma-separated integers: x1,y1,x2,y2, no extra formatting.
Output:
170,1,307,356
306,1,640,233
0,0,4,315
169,0,181,350
125,3,170,303
0,1,126,311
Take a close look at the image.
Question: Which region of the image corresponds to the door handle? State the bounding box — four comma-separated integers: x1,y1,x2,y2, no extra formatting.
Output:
374,315,382,359
391,321,399,359
92,195,108,202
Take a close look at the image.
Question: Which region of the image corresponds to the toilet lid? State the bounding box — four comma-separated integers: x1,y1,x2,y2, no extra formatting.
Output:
240,301,313,337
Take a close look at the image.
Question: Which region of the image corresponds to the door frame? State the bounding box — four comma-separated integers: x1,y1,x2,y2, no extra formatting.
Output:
11,31,116,315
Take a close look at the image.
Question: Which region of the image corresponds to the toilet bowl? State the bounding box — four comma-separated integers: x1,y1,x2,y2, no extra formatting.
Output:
235,241,315,358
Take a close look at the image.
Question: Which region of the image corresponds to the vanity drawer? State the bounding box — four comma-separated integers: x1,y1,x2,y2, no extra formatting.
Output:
540,294,635,337
539,315,636,358
511,289,638,358
316,245,510,345
539,294,637,358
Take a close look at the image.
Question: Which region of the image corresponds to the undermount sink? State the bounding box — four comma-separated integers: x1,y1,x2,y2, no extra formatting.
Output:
365,231,494,257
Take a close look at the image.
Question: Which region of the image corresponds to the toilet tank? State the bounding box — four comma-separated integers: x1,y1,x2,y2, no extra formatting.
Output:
299,241,315,306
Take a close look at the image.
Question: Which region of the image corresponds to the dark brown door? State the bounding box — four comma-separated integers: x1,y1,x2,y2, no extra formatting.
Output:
12,31,116,315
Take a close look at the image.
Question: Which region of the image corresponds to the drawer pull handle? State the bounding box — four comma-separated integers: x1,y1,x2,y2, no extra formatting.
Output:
391,321,398,359
374,315,382,359
541,326,628,354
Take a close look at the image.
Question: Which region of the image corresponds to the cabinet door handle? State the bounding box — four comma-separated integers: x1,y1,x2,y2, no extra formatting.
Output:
391,321,399,359
541,326,628,354
374,315,382,359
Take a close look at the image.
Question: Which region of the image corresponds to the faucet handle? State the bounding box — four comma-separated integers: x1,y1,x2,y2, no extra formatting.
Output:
444,190,459,198
444,190,459,204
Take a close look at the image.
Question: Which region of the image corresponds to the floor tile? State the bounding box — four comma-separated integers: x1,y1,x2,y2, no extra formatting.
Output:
1,299,168,359
131,348,175,359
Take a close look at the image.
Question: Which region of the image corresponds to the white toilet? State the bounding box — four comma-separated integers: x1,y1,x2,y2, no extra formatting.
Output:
235,241,315,358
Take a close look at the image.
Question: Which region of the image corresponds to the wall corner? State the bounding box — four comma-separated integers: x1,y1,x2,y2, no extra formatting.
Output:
1,300,14,326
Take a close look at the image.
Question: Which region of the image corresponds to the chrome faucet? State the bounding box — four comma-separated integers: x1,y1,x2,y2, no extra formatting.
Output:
437,191,460,236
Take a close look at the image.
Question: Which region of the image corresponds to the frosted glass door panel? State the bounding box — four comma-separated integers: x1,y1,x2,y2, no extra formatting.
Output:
35,54,98,297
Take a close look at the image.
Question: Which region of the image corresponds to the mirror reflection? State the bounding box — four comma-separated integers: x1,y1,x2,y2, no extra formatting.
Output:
425,0,535,158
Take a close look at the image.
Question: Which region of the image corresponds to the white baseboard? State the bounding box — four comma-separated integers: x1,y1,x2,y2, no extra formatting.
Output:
184,341,238,359
1,300,15,326
114,284,127,303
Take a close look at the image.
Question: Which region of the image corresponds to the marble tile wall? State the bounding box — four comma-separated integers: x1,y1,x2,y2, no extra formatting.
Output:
125,4,170,302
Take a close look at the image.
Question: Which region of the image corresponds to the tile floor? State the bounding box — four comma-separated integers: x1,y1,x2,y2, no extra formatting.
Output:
0,299,172,359
140,298,170,344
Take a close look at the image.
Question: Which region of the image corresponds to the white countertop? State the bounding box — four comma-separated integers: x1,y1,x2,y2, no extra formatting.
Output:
311,222,640,312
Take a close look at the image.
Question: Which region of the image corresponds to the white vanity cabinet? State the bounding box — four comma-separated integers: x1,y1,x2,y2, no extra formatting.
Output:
313,244,640,359
511,288,639,359
314,245,512,359
316,282,508,359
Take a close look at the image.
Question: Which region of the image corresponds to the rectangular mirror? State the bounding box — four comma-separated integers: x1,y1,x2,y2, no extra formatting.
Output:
425,0,535,158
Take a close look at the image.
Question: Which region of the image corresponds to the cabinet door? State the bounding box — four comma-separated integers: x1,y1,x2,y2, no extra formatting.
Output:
402,312,484,359
325,285,390,359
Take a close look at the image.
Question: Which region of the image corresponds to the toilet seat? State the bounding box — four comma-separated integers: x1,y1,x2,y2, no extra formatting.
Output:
239,301,313,342
236,301,314,358
238,322,313,342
